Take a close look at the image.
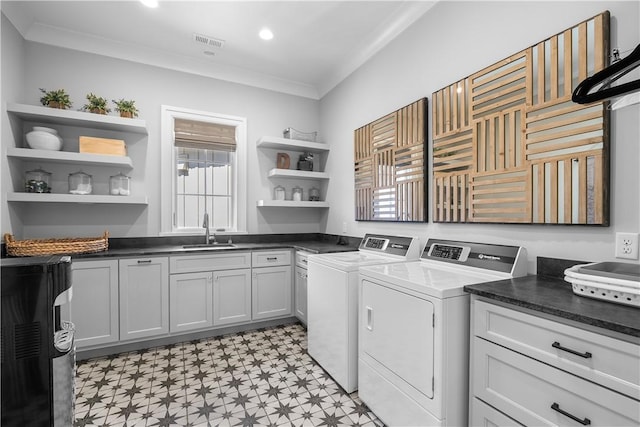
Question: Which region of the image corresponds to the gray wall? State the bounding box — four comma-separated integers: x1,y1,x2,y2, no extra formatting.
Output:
1,13,26,238
320,1,640,272
3,2,640,273
1,14,324,238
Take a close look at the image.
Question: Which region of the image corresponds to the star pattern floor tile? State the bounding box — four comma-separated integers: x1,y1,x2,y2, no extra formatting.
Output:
74,323,383,426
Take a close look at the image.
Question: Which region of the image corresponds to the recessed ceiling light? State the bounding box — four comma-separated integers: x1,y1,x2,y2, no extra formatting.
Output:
259,28,274,41
140,0,158,8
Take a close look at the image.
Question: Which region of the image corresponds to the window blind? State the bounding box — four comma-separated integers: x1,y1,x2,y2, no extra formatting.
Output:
174,118,236,152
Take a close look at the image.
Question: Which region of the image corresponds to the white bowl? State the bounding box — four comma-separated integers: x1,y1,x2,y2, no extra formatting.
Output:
26,127,63,151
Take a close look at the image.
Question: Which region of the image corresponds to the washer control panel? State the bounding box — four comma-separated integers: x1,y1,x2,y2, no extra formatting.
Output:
363,237,389,251
358,234,421,259
427,243,470,262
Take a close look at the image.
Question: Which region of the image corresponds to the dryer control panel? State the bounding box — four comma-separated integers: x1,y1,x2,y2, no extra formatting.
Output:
422,239,527,276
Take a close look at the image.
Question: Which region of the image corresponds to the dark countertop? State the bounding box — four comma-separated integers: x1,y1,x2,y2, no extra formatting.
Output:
70,239,359,260
464,258,640,337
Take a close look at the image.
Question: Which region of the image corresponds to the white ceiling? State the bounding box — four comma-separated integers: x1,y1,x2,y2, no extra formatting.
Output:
2,1,437,99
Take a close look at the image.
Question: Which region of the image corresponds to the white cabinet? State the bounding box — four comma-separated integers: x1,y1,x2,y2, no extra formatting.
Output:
294,266,308,325
169,271,213,333
252,250,293,320
119,257,169,341
66,259,119,348
294,250,311,325
469,297,640,426
256,136,330,208
252,265,292,320
169,251,252,331
213,269,252,326
5,103,148,205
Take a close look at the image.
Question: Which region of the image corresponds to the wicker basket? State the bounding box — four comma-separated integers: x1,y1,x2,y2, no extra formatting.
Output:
4,231,109,257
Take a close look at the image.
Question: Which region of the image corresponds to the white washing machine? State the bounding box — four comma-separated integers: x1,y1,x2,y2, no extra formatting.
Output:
358,239,527,426
307,233,421,393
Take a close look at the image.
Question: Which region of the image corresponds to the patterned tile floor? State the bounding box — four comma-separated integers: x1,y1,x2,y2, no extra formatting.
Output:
74,323,383,426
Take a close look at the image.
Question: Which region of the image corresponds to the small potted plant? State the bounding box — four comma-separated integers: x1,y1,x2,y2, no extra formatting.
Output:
82,93,111,115
39,88,72,109
112,98,139,118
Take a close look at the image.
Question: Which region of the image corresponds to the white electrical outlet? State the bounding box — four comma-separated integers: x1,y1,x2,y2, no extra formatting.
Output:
615,232,639,260
342,222,348,234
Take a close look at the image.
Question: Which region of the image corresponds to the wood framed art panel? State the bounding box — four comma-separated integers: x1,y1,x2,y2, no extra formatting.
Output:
354,98,428,222
432,12,610,225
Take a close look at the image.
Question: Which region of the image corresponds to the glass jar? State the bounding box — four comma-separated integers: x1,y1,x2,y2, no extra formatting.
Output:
309,187,320,201
109,173,131,196
292,186,303,202
25,167,52,193
68,171,93,195
274,185,285,201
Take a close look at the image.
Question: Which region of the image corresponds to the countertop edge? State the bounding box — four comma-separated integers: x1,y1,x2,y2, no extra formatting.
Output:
464,276,640,338
67,241,359,260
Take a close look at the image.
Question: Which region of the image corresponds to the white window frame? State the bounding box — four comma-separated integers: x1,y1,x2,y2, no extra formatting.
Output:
160,105,247,235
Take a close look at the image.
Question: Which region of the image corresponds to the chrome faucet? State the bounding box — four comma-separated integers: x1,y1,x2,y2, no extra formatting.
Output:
202,213,210,244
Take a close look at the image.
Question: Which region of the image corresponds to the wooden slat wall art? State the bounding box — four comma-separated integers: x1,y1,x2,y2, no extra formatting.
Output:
432,12,610,225
354,98,428,221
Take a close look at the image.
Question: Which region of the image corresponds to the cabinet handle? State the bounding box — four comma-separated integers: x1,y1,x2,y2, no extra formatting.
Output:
552,341,592,359
267,257,278,261
551,403,591,425
302,259,307,264
137,260,152,264
366,306,373,331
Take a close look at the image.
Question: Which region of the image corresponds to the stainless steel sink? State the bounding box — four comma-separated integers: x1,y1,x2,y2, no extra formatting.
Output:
182,243,236,250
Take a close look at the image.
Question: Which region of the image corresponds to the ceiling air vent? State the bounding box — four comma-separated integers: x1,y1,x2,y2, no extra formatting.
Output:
193,33,225,49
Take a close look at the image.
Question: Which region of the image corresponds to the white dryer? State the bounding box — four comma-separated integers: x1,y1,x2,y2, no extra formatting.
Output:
307,233,421,393
358,239,527,426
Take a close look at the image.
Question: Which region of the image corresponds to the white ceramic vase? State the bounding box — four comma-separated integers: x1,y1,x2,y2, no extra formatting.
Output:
25,126,63,151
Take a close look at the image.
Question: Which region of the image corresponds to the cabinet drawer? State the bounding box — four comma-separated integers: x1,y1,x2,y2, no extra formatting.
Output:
252,250,291,267
474,299,640,399
472,337,640,426
470,398,524,427
170,251,251,274
295,250,313,268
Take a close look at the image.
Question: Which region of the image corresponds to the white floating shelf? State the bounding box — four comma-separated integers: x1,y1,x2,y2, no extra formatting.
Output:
267,168,330,180
257,136,329,154
257,200,329,208
6,147,133,168
7,103,148,134
7,192,148,205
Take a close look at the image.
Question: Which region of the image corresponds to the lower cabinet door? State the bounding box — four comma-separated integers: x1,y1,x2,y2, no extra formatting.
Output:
170,272,213,333
294,266,308,325
67,259,119,348
252,265,292,320
213,268,252,326
119,257,169,341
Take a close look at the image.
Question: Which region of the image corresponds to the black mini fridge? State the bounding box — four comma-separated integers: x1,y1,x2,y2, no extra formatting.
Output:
1,255,75,427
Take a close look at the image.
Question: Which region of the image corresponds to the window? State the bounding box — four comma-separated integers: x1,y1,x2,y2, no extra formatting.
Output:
161,106,247,235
